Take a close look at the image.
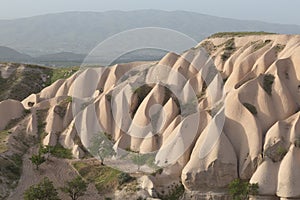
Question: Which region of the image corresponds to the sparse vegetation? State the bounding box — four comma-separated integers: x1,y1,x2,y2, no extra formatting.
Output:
0,154,22,184
209,32,276,38
252,40,272,52
158,183,185,200
263,74,275,95
88,133,115,164
72,161,122,194
44,144,73,159
130,153,157,171
277,146,288,159
200,41,217,54
243,103,258,115
61,176,88,200
24,177,60,200
275,44,286,54
30,152,46,170
36,109,48,141
117,172,133,185
0,130,10,153
264,143,288,162
229,179,259,200
221,38,236,61
0,63,79,101
0,63,53,101
48,66,79,85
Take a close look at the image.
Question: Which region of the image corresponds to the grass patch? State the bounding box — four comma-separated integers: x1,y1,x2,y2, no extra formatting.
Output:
72,161,123,194
49,66,79,84
263,74,275,95
0,130,10,153
243,103,257,115
209,32,276,38
51,144,73,159
48,144,73,159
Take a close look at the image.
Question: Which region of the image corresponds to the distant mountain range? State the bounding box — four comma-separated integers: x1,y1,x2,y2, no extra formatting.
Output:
0,10,299,65
0,46,86,66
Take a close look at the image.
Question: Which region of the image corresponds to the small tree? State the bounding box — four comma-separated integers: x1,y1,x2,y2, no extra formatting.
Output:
61,176,87,200
24,177,60,200
88,133,115,165
30,152,46,170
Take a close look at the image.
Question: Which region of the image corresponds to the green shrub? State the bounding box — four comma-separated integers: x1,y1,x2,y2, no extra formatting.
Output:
263,74,275,95
50,144,73,159
243,103,257,115
61,176,87,200
229,179,259,200
24,177,60,200
277,146,288,158
117,172,133,185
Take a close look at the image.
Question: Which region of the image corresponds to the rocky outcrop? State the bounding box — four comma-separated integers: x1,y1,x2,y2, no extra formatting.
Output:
2,34,300,199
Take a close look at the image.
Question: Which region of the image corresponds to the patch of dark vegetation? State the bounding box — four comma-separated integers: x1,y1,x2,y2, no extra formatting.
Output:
229,179,259,200
252,40,272,52
36,109,48,141
262,74,275,95
0,153,23,198
243,103,258,115
158,183,185,200
274,44,286,54
209,32,276,38
200,41,217,54
264,142,288,162
221,38,236,62
42,143,73,159
117,172,134,185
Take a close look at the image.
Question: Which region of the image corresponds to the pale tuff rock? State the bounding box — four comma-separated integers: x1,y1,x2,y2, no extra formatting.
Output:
2,34,300,198
0,99,24,131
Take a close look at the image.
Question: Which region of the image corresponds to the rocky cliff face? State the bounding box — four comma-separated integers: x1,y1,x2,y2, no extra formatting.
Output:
1,34,300,199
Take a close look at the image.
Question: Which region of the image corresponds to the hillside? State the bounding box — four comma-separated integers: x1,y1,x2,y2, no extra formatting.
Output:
0,47,32,62
0,10,300,56
0,63,78,101
1,33,300,199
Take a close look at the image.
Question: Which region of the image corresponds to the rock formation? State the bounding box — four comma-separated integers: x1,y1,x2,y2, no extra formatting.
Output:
1,33,300,199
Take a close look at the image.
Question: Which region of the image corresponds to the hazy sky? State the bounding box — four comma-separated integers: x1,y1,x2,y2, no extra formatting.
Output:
1,0,300,25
